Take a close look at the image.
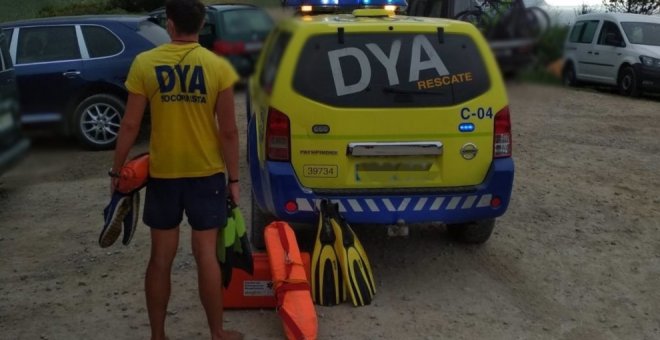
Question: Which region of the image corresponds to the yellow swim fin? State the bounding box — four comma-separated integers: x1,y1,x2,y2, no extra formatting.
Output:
329,202,375,306
311,200,345,306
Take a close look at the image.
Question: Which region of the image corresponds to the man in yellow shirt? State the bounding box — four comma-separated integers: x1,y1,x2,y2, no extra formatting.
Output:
109,0,242,339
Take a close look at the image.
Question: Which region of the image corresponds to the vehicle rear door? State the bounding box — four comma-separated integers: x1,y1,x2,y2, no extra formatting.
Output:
79,24,130,90
12,25,84,124
0,32,21,147
280,25,506,190
571,19,602,80
590,20,626,84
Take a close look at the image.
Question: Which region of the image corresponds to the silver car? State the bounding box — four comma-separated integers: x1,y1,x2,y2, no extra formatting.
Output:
563,12,660,97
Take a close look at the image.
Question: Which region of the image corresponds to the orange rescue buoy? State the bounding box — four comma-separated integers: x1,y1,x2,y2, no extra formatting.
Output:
264,221,318,340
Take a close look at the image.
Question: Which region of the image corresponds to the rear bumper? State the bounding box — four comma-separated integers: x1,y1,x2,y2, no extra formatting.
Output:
255,158,514,225
226,55,257,78
0,136,30,174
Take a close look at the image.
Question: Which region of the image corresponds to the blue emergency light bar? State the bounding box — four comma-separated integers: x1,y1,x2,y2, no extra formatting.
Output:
283,0,408,11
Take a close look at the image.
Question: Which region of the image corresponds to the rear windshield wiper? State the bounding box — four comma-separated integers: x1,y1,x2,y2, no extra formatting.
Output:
382,86,446,96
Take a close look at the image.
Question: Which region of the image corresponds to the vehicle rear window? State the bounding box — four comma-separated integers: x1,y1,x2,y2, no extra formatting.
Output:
137,20,170,46
260,31,291,92
17,26,80,64
82,25,123,58
292,33,490,108
621,21,660,46
569,20,599,44
220,9,273,39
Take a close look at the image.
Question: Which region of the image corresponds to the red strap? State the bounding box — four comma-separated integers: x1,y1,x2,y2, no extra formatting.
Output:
277,222,295,277
277,222,290,253
276,282,310,297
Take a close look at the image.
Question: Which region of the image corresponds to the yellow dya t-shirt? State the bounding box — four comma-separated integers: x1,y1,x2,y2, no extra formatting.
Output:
125,43,238,178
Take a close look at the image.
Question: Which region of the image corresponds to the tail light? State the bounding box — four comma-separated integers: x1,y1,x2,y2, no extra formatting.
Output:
494,106,512,158
266,108,290,161
213,40,245,55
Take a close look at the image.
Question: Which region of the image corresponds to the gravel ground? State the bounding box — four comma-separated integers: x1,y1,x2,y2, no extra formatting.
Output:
0,83,659,340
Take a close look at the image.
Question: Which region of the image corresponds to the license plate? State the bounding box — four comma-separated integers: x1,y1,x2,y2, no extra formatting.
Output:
303,165,338,178
0,113,14,132
245,42,263,52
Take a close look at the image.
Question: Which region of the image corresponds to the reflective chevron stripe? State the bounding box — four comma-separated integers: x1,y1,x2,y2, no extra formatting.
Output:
295,194,493,213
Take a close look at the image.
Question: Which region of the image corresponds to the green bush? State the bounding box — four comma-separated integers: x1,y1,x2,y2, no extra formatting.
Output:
534,24,570,67
515,25,570,84
37,0,163,18
109,0,163,12
38,1,111,17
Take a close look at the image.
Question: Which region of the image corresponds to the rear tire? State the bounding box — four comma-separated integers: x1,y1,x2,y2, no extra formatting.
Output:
72,94,125,150
447,219,495,244
563,62,578,87
250,194,273,250
618,65,641,97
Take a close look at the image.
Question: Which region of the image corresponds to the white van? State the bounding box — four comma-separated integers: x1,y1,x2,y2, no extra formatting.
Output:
563,13,660,96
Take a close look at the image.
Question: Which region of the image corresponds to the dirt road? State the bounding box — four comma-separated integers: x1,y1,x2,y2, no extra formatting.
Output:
1,83,659,340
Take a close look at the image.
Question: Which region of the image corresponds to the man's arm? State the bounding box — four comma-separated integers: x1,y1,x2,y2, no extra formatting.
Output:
111,92,148,184
216,86,240,203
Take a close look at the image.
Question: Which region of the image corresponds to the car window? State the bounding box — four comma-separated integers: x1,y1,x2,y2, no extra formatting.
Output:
292,33,490,108
220,9,273,39
597,21,624,46
2,29,12,47
0,40,6,71
0,34,11,71
82,25,123,58
569,20,599,44
259,31,290,93
568,21,585,42
137,20,170,46
621,21,660,46
16,26,80,64
152,12,167,27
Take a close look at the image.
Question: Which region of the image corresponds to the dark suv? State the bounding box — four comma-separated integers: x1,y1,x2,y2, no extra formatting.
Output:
0,31,29,174
149,4,274,77
1,15,169,150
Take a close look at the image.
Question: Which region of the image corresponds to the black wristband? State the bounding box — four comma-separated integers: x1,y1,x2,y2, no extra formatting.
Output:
228,178,239,184
108,169,120,178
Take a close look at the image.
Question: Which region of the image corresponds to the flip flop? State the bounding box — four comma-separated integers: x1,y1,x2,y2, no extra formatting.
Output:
99,192,130,248
122,191,140,246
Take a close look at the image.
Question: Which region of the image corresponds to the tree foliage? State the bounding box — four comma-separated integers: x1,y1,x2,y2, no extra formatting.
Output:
602,0,660,14
574,2,597,15
38,0,163,17
109,0,164,12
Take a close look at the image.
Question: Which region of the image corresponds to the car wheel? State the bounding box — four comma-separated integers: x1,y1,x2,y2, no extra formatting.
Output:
73,94,125,150
250,194,273,250
562,62,578,87
447,218,495,244
618,66,641,97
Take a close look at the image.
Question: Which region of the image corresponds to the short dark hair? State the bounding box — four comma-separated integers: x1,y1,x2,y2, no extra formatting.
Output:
165,0,206,35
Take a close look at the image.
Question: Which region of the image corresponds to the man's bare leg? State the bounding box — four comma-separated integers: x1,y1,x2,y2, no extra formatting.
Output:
145,227,180,340
191,228,244,340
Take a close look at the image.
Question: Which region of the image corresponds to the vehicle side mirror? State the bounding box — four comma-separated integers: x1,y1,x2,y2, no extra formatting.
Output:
200,23,214,36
